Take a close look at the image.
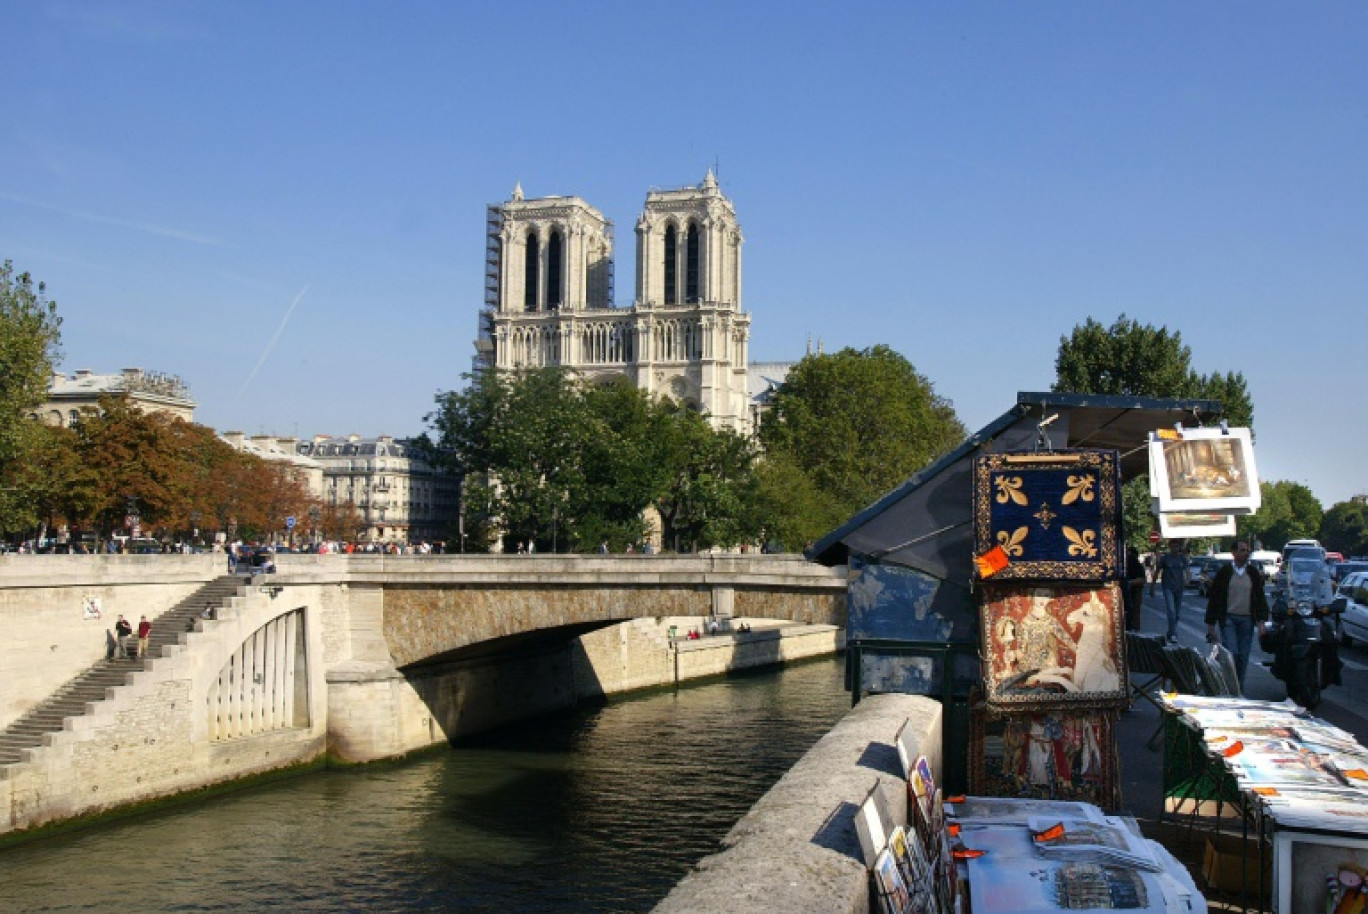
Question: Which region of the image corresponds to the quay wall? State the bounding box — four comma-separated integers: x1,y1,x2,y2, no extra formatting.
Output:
0,555,224,730
653,693,941,914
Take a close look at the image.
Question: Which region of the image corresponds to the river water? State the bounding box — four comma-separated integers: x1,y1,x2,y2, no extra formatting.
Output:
1,657,849,913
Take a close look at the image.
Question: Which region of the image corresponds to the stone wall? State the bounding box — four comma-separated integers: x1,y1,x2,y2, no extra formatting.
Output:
652,693,941,914
0,555,222,730
0,584,329,837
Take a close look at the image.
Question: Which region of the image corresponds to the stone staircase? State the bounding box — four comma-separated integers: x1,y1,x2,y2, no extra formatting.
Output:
0,574,244,765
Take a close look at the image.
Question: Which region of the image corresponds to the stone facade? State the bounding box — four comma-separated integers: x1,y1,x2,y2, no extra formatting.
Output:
476,172,755,433
36,367,196,427
296,435,460,545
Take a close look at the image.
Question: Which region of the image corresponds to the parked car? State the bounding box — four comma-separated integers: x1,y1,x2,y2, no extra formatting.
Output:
1186,558,1208,590
1334,571,1368,646
1331,560,1368,584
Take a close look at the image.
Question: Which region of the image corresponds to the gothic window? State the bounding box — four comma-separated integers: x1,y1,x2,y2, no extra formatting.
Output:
524,232,539,312
663,224,678,304
686,222,700,303
547,230,563,310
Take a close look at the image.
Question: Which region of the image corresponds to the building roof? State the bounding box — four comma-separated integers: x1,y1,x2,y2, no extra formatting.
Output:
48,368,194,407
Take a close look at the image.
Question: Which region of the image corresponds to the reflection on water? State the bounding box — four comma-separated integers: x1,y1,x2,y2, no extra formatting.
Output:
1,657,848,912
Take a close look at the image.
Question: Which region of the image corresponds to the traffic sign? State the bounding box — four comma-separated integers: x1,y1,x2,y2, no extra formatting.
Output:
1148,530,1160,545
286,515,296,530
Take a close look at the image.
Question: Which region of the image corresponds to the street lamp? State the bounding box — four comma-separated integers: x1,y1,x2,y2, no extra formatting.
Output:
190,510,200,549
309,505,320,546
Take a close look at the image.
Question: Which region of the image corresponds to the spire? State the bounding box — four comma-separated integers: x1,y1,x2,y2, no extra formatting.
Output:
511,182,524,202
702,168,718,191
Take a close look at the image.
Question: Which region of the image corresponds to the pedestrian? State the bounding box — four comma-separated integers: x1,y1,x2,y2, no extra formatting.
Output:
1204,540,1270,691
1150,540,1189,643
597,540,609,555
114,615,133,659
1123,545,1146,632
136,615,151,659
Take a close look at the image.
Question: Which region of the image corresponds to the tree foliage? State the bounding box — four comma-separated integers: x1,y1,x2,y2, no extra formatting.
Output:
425,369,762,552
0,260,63,532
1,394,318,545
1238,480,1323,551
1053,314,1254,425
1320,499,1368,558
758,345,966,547
1054,314,1257,546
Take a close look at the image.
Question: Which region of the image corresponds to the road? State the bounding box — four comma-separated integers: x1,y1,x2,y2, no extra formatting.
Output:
1142,584,1368,737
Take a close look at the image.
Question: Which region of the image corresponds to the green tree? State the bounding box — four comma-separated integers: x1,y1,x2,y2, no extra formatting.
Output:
759,345,965,544
426,369,764,552
0,260,63,535
1054,314,1257,544
1053,314,1254,425
1239,480,1323,551
1320,499,1368,558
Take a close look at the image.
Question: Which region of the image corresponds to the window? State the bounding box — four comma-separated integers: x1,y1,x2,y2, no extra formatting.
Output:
685,222,700,303
663,224,677,304
524,232,539,311
547,230,563,309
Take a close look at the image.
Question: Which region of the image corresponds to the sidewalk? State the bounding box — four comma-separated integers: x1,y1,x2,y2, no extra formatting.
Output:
1114,588,1362,912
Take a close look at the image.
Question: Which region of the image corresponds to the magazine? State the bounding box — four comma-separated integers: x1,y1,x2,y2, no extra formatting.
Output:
945,796,1107,827
1027,816,1162,872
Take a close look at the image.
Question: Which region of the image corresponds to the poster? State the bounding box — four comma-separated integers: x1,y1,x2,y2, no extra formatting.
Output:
1148,427,1260,515
980,583,1128,710
972,449,1122,583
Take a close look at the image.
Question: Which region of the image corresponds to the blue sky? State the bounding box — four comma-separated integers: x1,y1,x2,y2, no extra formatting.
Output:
4,2,1365,508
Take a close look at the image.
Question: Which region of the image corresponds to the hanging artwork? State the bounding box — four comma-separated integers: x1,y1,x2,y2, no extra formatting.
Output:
1154,510,1236,539
979,582,1128,711
1148,426,1260,515
972,449,1122,583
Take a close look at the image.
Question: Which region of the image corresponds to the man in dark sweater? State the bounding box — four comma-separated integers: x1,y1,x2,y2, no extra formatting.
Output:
1204,541,1269,691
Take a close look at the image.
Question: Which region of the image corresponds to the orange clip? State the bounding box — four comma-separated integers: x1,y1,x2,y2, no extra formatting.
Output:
1221,741,1244,758
953,847,986,860
1032,822,1066,843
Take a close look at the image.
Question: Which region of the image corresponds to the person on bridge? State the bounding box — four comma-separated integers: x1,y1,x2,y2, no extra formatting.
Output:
1151,540,1189,643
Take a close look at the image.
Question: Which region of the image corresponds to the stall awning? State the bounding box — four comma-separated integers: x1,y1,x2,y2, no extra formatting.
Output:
807,391,1224,582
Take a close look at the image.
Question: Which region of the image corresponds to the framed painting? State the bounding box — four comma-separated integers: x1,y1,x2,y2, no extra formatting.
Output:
972,449,1122,583
1149,427,1260,515
979,583,1128,711
873,847,913,914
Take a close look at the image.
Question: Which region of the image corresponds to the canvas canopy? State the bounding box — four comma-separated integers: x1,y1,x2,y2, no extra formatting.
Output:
809,391,1224,583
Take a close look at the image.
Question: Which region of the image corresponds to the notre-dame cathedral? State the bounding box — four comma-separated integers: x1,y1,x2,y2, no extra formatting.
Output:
473,171,764,433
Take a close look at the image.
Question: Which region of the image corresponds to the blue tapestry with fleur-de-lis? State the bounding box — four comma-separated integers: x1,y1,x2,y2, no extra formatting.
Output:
972,449,1122,582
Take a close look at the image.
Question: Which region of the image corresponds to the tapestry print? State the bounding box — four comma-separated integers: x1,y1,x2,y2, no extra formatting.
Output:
970,707,1122,812
972,449,1122,582
979,583,1128,711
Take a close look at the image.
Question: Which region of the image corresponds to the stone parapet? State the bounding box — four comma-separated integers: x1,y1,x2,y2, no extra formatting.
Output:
652,693,940,914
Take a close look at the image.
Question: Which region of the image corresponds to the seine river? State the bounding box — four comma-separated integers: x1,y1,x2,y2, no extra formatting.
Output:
1,656,848,913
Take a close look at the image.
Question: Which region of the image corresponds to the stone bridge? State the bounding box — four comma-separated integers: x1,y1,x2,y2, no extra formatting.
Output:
0,553,846,838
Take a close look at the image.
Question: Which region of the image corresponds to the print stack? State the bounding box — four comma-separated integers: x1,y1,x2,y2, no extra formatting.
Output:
971,448,1129,809
947,797,1203,913
1160,693,1368,833
1147,427,1260,537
